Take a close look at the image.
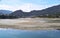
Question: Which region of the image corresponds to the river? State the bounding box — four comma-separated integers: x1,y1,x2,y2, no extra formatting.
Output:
0,28,60,38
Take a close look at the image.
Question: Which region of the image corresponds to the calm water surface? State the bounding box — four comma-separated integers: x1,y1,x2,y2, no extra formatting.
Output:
0,28,60,38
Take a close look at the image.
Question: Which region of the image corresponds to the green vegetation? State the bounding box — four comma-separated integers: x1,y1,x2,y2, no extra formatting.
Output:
37,13,60,18
0,12,60,19
0,14,17,19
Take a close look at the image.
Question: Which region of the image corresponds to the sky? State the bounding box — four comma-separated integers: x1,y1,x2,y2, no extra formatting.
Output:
0,0,60,12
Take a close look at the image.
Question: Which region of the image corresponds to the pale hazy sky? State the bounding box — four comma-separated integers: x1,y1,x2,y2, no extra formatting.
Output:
0,0,60,12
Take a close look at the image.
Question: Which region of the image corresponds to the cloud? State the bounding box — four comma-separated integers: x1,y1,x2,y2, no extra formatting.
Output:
17,3,60,12
0,3,58,12
17,3,46,12
0,4,15,11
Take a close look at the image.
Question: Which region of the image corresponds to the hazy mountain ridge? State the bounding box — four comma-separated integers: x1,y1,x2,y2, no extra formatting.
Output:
0,5,60,18
0,10,12,15
10,5,60,18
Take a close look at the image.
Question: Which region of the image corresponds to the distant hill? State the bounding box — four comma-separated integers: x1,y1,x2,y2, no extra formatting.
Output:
10,5,60,18
10,10,30,18
0,10,12,15
29,5,60,17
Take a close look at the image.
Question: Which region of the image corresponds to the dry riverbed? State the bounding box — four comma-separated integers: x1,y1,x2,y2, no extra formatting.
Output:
0,18,60,30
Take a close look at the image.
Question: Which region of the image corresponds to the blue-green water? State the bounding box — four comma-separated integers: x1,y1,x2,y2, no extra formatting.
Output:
0,29,60,38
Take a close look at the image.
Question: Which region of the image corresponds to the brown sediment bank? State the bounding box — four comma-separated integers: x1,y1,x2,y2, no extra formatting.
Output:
0,18,60,30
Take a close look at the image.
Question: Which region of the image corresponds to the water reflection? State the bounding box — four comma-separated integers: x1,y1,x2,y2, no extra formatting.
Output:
0,28,60,38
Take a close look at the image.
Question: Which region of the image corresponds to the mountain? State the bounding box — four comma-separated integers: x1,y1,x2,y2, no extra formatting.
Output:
0,10,12,15
30,5,60,16
10,5,60,18
10,10,31,18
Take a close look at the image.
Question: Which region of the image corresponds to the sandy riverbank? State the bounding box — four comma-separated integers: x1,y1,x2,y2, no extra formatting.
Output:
0,18,60,30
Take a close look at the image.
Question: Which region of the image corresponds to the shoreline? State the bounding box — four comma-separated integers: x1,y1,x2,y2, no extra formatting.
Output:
0,18,60,30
